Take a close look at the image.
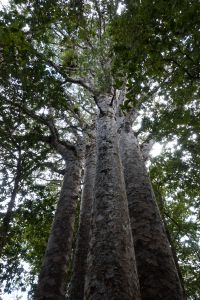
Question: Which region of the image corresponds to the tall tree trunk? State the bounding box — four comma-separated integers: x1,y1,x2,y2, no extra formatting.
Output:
0,149,22,255
84,94,140,300
164,220,187,300
34,150,81,300
157,193,187,299
119,118,184,300
69,140,96,300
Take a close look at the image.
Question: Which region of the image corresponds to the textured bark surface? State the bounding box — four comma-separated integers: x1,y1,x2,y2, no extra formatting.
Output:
34,151,80,300
119,120,183,300
69,141,96,300
84,94,140,300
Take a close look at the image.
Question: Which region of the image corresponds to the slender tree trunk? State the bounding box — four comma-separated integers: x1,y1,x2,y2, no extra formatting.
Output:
119,119,184,300
35,151,81,300
164,220,187,300
157,194,187,299
0,150,22,255
69,140,96,300
84,94,140,300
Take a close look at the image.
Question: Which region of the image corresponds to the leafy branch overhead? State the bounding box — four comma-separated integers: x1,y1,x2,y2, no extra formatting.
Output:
0,0,199,299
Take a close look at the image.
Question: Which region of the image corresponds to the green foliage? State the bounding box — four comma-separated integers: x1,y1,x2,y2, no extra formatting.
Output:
61,49,78,68
0,0,199,299
150,149,200,299
112,0,200,107
112,1,200,297
1,182,58,296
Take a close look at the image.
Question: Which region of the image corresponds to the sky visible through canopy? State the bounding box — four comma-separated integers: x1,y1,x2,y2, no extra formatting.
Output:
1,0,198,298
0,0,9,8
0,1,162,297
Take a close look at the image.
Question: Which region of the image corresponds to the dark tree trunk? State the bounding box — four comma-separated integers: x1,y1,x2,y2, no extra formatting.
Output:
0,149,22,254
164,220,187,300
154,190,187,300
157,194,187,299
84,94,140,300
69,140,96,300
34,150,81,300
119,119,184,300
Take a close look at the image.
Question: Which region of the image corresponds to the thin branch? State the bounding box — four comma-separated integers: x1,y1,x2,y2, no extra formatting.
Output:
176,44,195,63
43,57,96,94
163,58,199,79
43,162,66,175
164,211,182,230
5,99,76,154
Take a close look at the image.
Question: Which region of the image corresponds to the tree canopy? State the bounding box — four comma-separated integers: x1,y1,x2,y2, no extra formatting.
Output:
0,0,199,299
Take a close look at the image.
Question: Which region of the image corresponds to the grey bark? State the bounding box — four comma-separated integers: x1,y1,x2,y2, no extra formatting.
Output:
69,140,96,300
119,117,184,300
84,94,140,300
34,150,81,300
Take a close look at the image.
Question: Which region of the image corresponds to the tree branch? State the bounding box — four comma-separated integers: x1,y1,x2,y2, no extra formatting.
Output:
4,99,76,155
43,162,66,175
43,57,96,94
163,58,199,80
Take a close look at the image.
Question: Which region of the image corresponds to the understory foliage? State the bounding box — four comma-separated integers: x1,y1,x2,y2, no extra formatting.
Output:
0,0,199,299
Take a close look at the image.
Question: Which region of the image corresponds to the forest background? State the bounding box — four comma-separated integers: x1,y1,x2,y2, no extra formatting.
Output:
0,0,199,299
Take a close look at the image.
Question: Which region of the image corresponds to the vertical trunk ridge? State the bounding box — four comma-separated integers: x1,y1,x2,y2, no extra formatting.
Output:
84,95,140,300
119,122,184,300
35,152,80,300
70,141,96,300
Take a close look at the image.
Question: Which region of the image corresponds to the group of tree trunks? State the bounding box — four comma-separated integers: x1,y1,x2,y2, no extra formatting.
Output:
34,92,184,300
